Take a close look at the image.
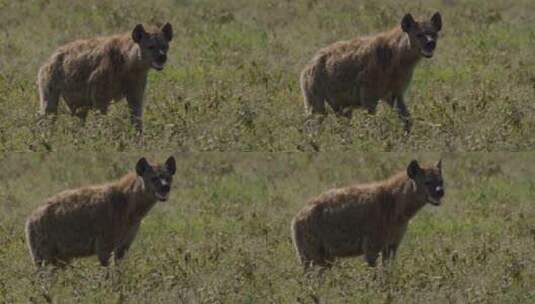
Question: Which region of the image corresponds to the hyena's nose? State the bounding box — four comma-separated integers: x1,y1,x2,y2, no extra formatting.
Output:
426,41,436,50
436,186,444,197
157,54,167,63
161,184,170,192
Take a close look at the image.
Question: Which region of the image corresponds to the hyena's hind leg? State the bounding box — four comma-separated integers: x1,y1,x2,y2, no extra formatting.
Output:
300,63,328,116
292,220,315,270
72,107,89,121
26,221,45,267
292,220,332,272
329,102,353,119
26,226,60,268
37,64,61,116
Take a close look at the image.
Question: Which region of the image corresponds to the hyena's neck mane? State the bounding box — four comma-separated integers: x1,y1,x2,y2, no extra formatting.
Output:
382,171,427,222
109,34,151,73
379,27,422,67
114,172,157,221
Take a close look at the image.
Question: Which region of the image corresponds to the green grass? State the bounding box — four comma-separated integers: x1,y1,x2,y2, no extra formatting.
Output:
1,0,534,302
0,153,534,303
0,0,534,151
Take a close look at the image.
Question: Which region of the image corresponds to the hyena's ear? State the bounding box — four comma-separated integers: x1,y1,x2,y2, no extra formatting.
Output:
161,23,173,42
435,159,442,172
401,13,416,33
132,24,146,43
407,160,422,179
431,12,442,32
165,156,176,175
136,157,151,176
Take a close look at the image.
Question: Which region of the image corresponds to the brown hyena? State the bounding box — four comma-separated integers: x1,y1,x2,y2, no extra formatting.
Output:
300,12,442,133
37,23,173,133
25,156,176,267
291,159,444,269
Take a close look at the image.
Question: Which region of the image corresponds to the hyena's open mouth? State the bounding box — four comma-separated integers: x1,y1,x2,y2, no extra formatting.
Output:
155,191,169,202
421,43,436,58
427,196,441,206
427,190,444,206
151,61,165,71
421,49,434,58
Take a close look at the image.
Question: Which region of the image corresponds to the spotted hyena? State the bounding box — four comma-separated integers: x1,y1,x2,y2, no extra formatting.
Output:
25,156,176,267
291,159,444,269
300,12,442,133
37,23,173,133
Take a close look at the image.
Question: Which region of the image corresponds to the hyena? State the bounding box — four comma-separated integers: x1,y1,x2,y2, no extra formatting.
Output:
300,12,442,133
37,23,173,133
291,159,444,269
25,156,176,267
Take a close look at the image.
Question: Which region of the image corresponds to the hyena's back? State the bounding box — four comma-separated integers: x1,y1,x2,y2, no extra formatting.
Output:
38,36,130,115
25,190,113,265
292,188,382,266
300,38,376,114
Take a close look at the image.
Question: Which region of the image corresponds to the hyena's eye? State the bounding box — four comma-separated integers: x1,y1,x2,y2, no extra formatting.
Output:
151,177,159,183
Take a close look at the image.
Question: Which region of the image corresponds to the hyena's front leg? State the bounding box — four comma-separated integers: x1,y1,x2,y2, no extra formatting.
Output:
382,224,406,265
387,95,412,134
126,79,147,135
359,87,379,115
95,236,114,267
365,253,379,267
381,243,400,265
363,236,381,267
114,223,140,263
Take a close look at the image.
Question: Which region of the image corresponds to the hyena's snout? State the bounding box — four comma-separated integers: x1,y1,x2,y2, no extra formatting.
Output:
160,183,170,194
425,40,436,52
427,185,444,206
154,179,171,202
421,37,437,58
151,50,168,71
156,50,167,64
434,185,444,198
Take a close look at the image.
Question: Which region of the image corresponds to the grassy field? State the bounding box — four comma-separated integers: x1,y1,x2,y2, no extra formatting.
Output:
0,153,534,303
1,1,534,302
0,0,534,152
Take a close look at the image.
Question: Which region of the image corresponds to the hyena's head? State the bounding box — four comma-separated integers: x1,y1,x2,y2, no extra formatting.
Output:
407,159,445,206
136,156,176,202
132,23,173,71
401,12,442,58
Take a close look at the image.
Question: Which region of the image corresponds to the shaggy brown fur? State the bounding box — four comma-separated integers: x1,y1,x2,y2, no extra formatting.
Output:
25,156,176,267
37,23,173,133
300,12,442,133
291,159,444,269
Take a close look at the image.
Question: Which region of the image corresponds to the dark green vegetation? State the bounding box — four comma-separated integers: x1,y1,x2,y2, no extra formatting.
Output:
1,153,534,302
0,0,534,151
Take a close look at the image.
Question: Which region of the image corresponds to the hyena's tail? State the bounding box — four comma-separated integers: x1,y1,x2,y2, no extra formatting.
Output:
37,53,64,116
300,55,328,116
